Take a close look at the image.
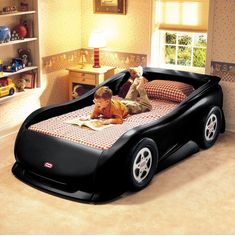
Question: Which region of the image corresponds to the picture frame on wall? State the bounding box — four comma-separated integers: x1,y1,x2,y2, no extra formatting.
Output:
94,0,126,14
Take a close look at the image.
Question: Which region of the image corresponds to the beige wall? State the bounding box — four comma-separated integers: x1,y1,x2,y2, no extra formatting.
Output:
211,1,235,62
39,0,82,106
209,0,235,131
81,0,152,55
39,0,82,57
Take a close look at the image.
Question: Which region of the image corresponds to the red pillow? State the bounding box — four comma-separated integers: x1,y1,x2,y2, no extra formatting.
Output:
144,80,194,102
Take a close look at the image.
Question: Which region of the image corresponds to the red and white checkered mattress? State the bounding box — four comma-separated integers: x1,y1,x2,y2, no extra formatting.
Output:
29,99,179,150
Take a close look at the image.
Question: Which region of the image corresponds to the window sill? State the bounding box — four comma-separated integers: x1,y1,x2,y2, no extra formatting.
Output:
159,64,205,74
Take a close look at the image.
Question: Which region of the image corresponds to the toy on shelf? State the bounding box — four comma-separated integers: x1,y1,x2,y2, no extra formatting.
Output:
0,59,3,76
20,17,33,38
20,72,36,89
11,24,27,40
0,26,11,43
15,72,36,91
0,6,17,15
19,1,29,11
18,48,32,66
15,76,29,92
0,77,16,98
3,58,25,73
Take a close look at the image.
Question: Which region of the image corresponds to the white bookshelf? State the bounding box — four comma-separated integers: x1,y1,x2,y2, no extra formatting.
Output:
0,66,38,78
0,37,37,47
0,10,36,18
0,87,41,105
0,0,40,95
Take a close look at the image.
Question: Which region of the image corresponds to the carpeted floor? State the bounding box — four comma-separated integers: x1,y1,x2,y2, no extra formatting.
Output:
0,131,235,234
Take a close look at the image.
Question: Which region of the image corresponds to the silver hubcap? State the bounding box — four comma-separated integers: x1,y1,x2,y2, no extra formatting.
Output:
133,147,152,183
205,114,218,141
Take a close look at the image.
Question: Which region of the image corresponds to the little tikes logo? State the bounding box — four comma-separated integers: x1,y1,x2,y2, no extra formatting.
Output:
44,162,53,169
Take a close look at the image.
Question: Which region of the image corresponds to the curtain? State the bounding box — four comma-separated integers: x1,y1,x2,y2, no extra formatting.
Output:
156,0,209,32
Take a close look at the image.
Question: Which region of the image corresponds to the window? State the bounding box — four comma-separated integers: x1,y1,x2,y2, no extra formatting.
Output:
160,31,207,72
151,0,209,73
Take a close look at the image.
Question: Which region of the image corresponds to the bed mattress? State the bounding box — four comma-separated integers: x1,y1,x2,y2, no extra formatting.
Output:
29,99,179,150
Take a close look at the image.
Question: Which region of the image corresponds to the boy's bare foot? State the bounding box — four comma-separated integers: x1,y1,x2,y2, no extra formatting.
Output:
136,77,145,92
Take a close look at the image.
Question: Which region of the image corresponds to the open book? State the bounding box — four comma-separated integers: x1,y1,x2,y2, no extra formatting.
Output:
65,117,113,131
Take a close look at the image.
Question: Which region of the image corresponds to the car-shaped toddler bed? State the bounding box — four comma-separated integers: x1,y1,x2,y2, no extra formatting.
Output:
12,67,225,202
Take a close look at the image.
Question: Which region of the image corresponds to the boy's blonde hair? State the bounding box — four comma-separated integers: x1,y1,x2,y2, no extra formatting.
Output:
94,86,113,100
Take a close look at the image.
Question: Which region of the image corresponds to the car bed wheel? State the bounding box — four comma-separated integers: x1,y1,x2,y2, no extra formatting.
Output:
127,138,158,191
197,106,222,149
9,88,15,96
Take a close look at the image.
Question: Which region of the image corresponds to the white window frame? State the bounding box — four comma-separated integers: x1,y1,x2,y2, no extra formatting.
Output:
159,30,206,74
150,0,212,74
152,30,207,74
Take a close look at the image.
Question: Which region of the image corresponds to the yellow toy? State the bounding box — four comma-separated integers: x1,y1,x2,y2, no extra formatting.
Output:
0,77,16,98
0,59,3,76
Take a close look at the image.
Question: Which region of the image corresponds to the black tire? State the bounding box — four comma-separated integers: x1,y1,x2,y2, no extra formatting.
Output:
9,88,15,96
197,106,222,149
127,138,158,191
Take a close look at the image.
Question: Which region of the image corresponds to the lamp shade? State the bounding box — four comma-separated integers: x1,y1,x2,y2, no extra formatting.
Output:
88,31,107,48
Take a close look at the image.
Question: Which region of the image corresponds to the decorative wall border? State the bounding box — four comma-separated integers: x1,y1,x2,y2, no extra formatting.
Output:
42,49,81,74
211,61,235,82
42,49,147,74
81,48,147,71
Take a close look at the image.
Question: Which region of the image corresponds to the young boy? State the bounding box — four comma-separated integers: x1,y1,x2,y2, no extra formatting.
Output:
90,76,152,125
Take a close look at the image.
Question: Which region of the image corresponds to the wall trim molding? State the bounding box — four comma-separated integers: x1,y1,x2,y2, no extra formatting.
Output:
211,61,235,82
42,49,81,74
225,119,235,133
42,49,147,74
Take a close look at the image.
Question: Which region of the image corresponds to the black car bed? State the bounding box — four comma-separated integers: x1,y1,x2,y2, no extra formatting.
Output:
12,67,225,203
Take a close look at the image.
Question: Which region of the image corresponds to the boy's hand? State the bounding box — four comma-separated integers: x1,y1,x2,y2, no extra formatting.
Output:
102,117,123,125
102,119,111,125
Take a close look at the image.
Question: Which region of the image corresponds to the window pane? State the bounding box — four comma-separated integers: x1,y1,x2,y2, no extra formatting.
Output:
178,34,192,45
193,34,207,47
193,48,206,67
165,45,176,64
165,32,176,44
177,46,191,66
157,30,207,72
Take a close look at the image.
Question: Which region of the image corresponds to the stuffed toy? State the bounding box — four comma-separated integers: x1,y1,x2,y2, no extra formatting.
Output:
15,77,30,92
118,66,144,98
72,85,91,99
18,48,32,66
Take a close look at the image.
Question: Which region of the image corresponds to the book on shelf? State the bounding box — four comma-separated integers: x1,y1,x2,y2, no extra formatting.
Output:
65,117,113,131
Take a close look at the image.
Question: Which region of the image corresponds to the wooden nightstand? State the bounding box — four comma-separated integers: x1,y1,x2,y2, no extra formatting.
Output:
67,65,116,100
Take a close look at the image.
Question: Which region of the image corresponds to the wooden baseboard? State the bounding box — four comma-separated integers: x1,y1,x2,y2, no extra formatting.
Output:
0,125,20,140
226,120,235,133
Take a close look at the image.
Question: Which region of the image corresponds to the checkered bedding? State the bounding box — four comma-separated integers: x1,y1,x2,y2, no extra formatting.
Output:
145,80,195,102
29,99,179,150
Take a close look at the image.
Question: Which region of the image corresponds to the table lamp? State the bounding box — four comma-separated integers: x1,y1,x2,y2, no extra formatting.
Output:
88,31,106,68
79,50,87,69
